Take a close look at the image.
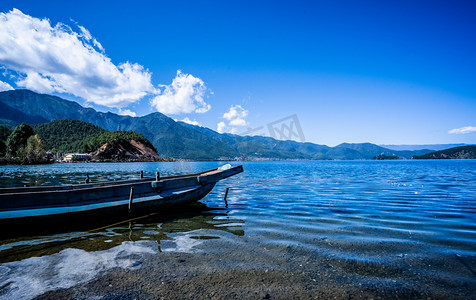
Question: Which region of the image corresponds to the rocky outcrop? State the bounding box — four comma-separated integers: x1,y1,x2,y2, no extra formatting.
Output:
91,139,162,162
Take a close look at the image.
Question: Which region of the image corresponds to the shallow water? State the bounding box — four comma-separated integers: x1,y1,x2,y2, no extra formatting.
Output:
0,160,475,299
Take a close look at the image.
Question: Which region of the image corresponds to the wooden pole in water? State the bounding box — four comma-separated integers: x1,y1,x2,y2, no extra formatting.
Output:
156,172,160,181
140,171,143,179
224,187,230,207
128,186,135,213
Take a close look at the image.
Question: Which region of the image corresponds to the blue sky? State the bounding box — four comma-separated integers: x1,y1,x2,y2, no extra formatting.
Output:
0,0,475,146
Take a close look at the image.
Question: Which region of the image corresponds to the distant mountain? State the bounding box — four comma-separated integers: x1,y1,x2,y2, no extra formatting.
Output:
0,90,233,159
412,145,476,159
0,89,129,130
0,89,433,160
324,143,430,160
0,96,48,125
380,144,466,151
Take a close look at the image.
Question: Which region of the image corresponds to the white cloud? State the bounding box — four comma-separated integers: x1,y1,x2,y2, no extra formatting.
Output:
78,25,105,52
217,121,227,134
223,104,248,122
217,105,248,133
229,117,247,126
118,108,137,117
150,70,210,115
229,127,239,134
15,72,61,93
448,126,476,134
0,9,154,108
0,80,13,91
180,117,201,126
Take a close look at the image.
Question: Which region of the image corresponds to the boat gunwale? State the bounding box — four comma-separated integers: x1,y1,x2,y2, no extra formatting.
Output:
0,166,242,196
0,167,218,194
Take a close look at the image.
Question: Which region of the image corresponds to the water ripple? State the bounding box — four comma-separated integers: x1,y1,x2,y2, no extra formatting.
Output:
1,160,475,297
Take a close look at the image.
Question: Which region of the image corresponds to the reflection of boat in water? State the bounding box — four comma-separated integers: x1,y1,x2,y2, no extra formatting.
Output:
0,165,243,229
0,203,246,300
0,205,245,264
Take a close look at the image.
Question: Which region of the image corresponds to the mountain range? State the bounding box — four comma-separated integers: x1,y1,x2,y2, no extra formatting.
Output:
412,145,476,159
380,144,467,151
0,89,434,160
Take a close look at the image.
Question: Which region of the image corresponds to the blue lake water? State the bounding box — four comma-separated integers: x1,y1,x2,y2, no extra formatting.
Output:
0,160,475,299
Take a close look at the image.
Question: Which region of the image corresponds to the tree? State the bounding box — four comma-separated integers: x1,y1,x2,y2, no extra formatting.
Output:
0,140,6,156
24,134,47,164
6,123,35,157
0,125,12,141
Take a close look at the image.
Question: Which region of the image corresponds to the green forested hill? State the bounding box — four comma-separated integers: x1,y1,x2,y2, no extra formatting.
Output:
85,131,157,153
412,145,476,159
32,119,106,153
32,119,156,154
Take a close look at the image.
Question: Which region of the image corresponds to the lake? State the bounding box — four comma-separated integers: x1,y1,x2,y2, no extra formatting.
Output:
0,160,475,299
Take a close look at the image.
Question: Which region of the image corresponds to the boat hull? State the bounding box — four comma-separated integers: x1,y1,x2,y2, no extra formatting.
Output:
0,183,216,230
0,165,242,233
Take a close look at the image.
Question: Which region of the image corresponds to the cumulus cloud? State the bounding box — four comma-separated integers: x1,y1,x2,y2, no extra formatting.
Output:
448,126,476,134
118,108,137,117
77,25,104,52
223,105,248,125
217,121,227,134
0,9,154,108
151,70,210,115
180,117,201,126
217,105,248,133
0,80,13,91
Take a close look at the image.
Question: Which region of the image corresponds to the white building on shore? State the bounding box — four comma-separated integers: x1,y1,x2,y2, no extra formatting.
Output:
63,153,91,162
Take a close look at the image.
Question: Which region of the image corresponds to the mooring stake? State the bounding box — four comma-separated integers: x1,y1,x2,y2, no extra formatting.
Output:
128,186,135,213
140,171,143,179
224,187,230,207
156,171,160,181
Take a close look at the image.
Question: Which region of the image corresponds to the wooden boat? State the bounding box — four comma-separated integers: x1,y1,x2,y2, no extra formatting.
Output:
0,165,243,228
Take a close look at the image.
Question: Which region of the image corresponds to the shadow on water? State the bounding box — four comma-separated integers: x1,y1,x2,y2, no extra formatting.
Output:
0,203,244,264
